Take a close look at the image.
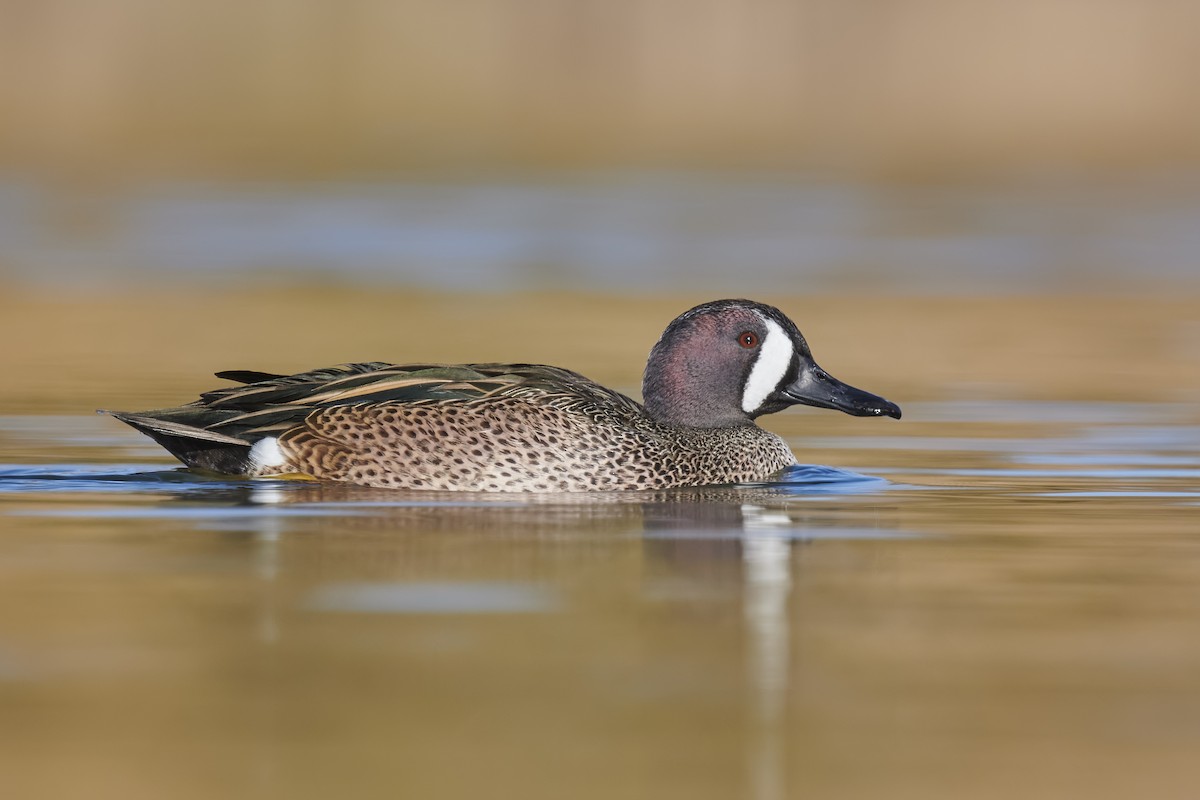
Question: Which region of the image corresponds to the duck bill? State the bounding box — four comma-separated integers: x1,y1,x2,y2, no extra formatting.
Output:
778,362,901,419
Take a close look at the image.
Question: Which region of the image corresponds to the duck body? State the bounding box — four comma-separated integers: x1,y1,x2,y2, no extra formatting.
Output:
109,300,900,492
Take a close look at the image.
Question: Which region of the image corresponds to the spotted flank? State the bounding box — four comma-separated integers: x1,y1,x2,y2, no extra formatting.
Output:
107,299,900,491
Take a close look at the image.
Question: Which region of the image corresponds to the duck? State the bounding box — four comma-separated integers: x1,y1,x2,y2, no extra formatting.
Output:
107,299,900,492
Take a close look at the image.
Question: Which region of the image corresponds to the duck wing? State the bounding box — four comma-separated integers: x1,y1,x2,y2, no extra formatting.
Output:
107,362,643,476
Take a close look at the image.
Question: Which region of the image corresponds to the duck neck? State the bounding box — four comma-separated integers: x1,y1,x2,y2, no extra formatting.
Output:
642,350,751,429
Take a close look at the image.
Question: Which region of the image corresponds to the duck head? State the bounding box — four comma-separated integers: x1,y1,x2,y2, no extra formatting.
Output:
642,299,902,428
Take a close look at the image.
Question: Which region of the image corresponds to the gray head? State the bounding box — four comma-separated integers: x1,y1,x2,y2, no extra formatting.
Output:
642,299,901,428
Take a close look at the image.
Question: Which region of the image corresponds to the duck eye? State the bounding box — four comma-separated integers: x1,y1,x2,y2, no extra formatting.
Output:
738,331,759,349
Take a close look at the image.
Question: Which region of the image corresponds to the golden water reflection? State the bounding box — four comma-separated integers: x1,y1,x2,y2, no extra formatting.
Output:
1,293,1199,799
2,452,1199,799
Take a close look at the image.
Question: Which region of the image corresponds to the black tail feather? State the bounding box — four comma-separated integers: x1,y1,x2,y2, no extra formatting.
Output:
104,411,254,475
214,369,288,384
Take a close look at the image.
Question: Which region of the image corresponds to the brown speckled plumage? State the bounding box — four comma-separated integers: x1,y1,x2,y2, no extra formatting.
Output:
107,300,900,491
270,387,796,491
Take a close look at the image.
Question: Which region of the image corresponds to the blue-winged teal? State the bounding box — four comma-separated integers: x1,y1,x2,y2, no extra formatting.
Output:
108,299,900,491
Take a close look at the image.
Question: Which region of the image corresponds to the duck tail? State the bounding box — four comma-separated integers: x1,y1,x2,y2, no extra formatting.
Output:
102,410,255,475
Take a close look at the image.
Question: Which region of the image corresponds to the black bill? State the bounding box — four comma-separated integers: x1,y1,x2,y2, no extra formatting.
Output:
776,361,901,419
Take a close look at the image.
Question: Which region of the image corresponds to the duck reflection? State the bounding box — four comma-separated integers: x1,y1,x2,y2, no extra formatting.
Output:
141,476,908,800
223,482,905,800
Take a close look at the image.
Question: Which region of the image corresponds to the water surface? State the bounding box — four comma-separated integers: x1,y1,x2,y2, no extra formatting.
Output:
5,173,1200,292
2,400,1199,800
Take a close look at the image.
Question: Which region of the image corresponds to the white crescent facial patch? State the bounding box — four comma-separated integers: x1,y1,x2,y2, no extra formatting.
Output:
741,317,793,414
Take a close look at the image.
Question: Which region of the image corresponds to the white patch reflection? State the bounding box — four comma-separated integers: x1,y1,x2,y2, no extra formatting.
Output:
741,505,793,800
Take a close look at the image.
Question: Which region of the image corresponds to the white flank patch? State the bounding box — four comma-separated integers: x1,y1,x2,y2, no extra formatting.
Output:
248,436,288,472
741,317,793,414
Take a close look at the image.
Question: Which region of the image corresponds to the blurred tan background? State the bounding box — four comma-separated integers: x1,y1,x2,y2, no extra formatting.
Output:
1,0,1198,412
2,0,1199,180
